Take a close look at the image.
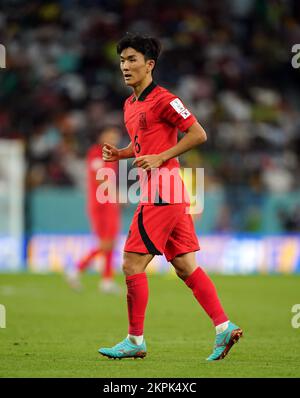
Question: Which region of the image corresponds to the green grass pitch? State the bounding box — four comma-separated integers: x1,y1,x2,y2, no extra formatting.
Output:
0,272,300,378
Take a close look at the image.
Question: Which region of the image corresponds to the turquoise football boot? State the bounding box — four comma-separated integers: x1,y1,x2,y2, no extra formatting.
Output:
206,322,243,361
99,338,147,359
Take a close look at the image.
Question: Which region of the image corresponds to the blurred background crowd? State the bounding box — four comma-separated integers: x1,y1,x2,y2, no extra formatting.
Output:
1,0,300,233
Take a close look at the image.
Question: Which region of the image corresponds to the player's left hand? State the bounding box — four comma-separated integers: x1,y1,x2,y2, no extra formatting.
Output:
133,154,164,170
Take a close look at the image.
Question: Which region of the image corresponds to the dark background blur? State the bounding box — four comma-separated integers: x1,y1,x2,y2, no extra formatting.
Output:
1,0,300,235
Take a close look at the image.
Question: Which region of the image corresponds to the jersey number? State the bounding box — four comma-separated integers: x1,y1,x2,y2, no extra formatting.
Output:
134,135,141,154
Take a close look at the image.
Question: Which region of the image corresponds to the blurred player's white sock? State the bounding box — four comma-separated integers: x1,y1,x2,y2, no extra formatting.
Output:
99,279,121,294
65,270,82,291
128,334,143,345
215,321,229,334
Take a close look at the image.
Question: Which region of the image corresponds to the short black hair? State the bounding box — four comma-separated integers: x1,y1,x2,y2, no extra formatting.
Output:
117,33,162,64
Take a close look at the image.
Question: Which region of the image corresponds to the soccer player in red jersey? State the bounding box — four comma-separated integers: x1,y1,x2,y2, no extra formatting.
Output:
67,126,121,294
99,34,243,360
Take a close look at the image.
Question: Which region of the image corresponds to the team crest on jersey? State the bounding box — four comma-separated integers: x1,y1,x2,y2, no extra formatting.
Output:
170,98,191,119
139,112,147,129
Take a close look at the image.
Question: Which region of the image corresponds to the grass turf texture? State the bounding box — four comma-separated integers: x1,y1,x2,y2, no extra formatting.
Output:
0,273,300,378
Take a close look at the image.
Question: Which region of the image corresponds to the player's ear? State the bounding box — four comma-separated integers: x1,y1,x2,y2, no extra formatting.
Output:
146,59,155,73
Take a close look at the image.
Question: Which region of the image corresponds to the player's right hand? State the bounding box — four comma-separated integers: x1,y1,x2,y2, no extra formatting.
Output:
102,143,120,161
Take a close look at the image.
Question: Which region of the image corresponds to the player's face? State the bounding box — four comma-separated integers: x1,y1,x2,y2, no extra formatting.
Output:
120,48,154,87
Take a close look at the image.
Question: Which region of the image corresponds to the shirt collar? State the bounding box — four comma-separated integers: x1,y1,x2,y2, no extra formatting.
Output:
131,81,157,103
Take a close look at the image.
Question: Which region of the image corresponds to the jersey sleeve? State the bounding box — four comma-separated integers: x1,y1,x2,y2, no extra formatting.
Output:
155,93,197,132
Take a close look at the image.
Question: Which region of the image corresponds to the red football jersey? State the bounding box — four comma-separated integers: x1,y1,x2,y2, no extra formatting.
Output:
87,144,119,211
124,82,197,205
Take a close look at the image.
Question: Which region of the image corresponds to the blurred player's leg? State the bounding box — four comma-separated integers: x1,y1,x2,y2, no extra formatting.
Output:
96,204,122,294
102,249,113,279
67,202,121,293
77,248,102,272
98,240,121,294
65,245,102,291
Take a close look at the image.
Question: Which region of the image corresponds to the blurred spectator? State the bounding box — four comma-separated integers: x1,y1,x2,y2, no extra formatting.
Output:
278,204,300,232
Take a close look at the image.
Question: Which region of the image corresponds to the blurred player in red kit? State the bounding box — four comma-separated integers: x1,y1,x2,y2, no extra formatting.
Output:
98,34,243,360
67,126,121,294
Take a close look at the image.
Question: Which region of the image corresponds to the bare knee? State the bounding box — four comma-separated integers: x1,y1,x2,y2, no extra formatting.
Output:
174,266,192,281
122,252,153,276
122,254,137,276
174,268,189,280
171,253,197,281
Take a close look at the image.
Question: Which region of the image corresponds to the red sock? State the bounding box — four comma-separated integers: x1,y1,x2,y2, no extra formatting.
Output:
102,250,114,279
126,273,149,336
77,248,101,272
185,267,228,326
